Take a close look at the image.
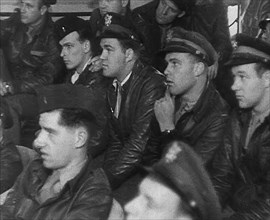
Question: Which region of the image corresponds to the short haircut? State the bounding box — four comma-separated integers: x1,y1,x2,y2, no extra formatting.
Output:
77,29,100,57
118,38,143,59
57,108,97,143
254,63,270,77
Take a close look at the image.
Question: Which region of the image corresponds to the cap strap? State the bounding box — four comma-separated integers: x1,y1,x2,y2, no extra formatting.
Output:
234,46,270,60
170,38,207,57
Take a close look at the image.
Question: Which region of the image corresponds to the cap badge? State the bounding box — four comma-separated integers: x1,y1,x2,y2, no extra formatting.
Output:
165,143,182,163
105,14,113,27
61,26,66,33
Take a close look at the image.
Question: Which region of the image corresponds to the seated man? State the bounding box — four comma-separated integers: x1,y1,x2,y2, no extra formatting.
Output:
0,99,22,194
146,27,229,169
54,16,111,157
211,34,270,219
89,0,131,37
1,84,112,220
132,0,231,76
125,140,222,220
0,0,62,96
99,13,165,203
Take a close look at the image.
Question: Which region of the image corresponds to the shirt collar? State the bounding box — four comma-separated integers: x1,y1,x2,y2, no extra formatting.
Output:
75,57,93,74
112,72,132,89
251,105,270,125
58,157,88,190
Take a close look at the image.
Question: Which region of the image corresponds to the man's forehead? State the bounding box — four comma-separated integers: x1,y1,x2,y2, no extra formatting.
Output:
39,110,61,124
100,38,120,47
22,0,40,6
165,52,190,60
231,63,257,74
161,0,180,11
59,31,80,45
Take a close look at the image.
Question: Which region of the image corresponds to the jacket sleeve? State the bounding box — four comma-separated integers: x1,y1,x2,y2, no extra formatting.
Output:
11,33,63,94
0,142,23,194
104,77,165,189
65,171,112,220
193,113,229,167
210,120,236,207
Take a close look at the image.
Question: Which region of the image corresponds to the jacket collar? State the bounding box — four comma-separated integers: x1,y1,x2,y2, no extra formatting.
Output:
29,154,95,195
186,81,216,122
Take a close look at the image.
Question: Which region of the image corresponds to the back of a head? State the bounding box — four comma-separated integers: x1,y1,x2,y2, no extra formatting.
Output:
149,140,222,220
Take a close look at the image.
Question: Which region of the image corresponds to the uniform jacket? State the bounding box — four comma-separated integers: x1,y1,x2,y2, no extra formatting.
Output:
132,0,232,64
103,60,166,189
1,158,112,220
211,110,270,220
65,67,112,158
145,82,229,169
0,10,63,94
0,139,22,193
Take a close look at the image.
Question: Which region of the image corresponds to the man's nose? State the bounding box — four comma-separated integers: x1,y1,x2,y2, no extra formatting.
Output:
100,50,107,60
33,130,45,150
161,6,169,16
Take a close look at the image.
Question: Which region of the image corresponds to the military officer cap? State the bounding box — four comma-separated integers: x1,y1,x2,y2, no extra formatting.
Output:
0,98,13,129
99,12,141,43
160,27,216,66
226,33,270,67
259,18,270,30
54,15,90,41
36,84,98,115
145,141,221,220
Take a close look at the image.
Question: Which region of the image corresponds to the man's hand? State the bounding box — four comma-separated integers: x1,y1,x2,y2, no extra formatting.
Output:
207,61,218,80
88,56,102,72
154,88,175,132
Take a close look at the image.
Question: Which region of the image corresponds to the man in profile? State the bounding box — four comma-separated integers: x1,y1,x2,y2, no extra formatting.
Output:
211,34,270,219
1,84,112,220
54,15,111,157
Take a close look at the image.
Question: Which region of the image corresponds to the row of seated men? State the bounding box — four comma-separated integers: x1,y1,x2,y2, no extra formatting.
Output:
0,0,270,219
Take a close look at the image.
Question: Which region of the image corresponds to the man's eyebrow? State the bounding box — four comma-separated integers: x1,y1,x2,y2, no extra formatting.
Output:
42,126,56,134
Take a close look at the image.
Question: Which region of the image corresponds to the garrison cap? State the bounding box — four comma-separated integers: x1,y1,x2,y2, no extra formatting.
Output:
145,141,221,220
99,12,141,43
170,0,195,16
36,84,97,115
226,33,270,67
0,98,13,129
160,27,216,66
54,15,90,41
259,18,270,30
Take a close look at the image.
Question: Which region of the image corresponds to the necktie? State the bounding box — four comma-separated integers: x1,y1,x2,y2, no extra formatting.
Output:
114,82,122,118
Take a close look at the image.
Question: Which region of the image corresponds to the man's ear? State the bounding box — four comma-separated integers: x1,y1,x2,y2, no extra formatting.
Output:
121,0,129,8
40,5,48,16
177,11,186,18
262,70,270,88
82,40,91,53
125,48,134,63
74,127,88,149
193,62,205,77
